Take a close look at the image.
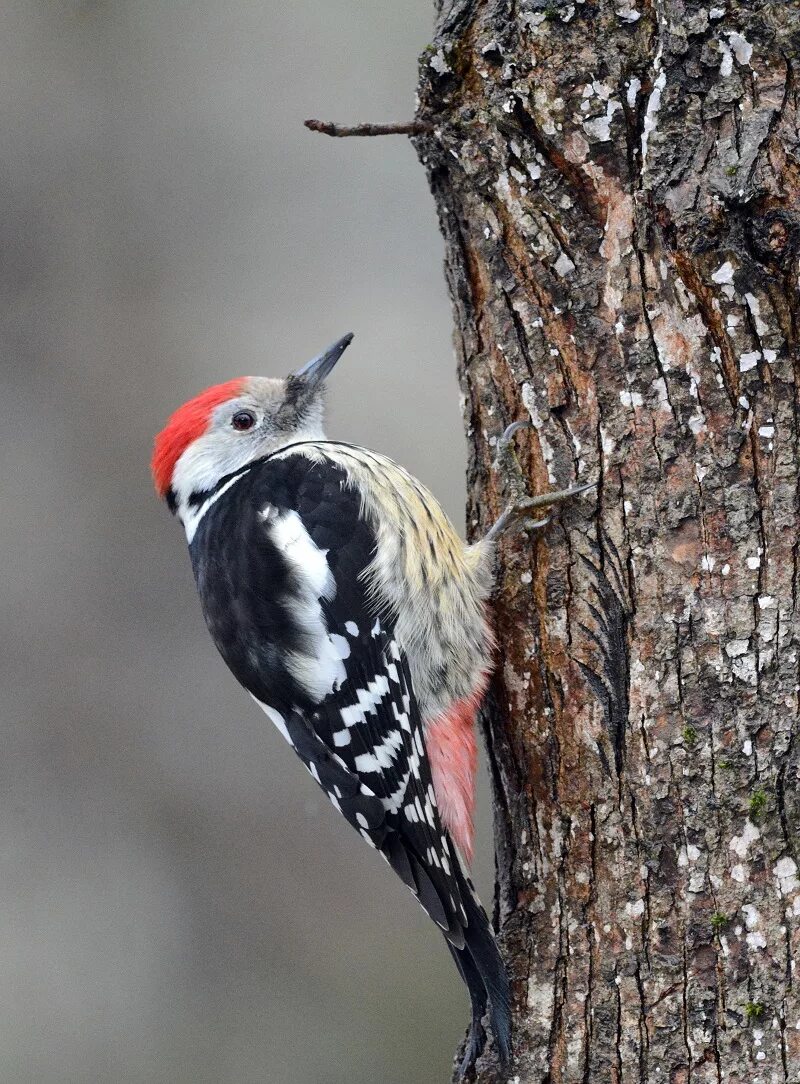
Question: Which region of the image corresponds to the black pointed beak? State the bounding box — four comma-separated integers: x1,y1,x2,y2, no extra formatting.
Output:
293,332,354,387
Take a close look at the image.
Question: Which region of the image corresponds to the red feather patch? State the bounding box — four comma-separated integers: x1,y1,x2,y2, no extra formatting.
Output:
151,378,245,497
427,684,484,865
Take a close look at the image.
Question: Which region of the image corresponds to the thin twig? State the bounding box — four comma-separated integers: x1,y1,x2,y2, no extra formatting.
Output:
304,119,433,138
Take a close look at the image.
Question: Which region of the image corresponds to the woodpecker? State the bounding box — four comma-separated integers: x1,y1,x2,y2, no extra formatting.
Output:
152,333,592,1076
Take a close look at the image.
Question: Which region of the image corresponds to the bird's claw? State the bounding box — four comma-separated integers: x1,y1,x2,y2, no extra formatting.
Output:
492,421,533,502
485,485,595,543
454,1016,487,1081
498,419,534,448
487,419,596,542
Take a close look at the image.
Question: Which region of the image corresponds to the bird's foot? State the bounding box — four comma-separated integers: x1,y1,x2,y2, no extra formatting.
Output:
485,485,596,542
454,1016,487,1082
486,420,596,543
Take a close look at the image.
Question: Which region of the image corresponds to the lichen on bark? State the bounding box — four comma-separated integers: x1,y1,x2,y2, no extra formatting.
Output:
414,1,800,1080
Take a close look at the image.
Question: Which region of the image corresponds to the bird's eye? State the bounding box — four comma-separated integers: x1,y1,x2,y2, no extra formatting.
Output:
231,410,256,432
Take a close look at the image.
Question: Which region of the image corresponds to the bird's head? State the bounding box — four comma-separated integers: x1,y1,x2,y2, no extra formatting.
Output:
151,332,352,512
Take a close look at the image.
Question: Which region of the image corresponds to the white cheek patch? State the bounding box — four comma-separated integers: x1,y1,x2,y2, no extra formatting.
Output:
173,434,253,507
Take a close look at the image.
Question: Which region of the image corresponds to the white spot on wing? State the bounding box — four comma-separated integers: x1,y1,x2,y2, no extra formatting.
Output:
269,509,335,600
264,509,346,700
330,633,351,660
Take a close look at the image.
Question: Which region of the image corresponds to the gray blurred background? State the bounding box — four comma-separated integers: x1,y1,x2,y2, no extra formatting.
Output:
0,3,495,1081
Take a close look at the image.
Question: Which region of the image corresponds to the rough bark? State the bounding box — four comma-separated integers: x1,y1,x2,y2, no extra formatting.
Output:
414,2,800,1081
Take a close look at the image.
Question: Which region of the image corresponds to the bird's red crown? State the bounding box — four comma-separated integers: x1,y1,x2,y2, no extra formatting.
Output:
151,378,245,497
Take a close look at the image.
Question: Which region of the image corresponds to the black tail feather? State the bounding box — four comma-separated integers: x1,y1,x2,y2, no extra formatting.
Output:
447,941,488,1080
449,869,512,1069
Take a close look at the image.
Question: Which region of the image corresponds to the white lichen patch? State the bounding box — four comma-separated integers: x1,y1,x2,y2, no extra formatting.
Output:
651,376,671,413
554,251,576,277
742,905,766,950
732,655,757,685
688,869,705,894
737,901,758,927
626,76,641,107
725,638,750,658
689,410,707,435
712,260,735,285
719,40,734,77
686,366,702,400
774,857,800,896
744,293,769,338
740,351,761,372
583,98,622,143
731,863,747,883
730,822,761,858
620,389,644,408
521,11,547,29
728,31,753,66
429,48,451,75
625,898,645,918
521,382,557,483
641,67,666,165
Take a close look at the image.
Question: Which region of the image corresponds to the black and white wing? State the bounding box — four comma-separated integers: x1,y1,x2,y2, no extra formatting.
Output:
190,447,468,946
309,616,468,944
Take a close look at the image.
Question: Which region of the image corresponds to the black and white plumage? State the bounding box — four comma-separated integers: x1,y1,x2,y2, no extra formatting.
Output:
152,336,513,1075
191,451,469,942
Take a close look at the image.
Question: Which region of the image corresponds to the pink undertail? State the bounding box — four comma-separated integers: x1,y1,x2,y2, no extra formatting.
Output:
426,681,487,866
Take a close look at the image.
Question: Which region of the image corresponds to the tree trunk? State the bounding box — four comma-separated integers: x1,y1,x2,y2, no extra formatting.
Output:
414,2,800,1081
